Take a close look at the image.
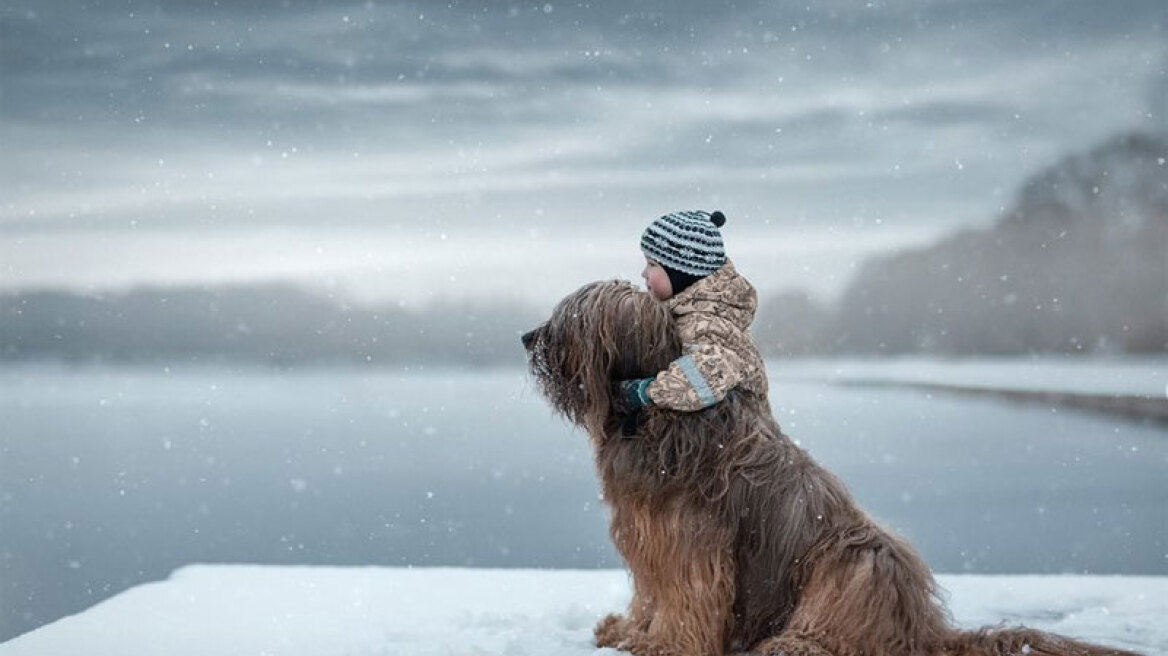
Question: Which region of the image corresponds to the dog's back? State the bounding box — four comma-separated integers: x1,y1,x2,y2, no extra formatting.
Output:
697,395,946,652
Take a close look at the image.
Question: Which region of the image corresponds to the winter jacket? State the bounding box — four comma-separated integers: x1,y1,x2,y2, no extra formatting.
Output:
644,259,769,411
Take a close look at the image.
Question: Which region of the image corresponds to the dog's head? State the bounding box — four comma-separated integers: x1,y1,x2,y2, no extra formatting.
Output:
521,280,679,434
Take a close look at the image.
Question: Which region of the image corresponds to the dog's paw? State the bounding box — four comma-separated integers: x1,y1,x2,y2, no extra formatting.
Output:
754,635,832,656
594,613,629,647
610,632,682,656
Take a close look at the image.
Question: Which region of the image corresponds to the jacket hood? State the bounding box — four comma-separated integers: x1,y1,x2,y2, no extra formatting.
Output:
665,259,757,329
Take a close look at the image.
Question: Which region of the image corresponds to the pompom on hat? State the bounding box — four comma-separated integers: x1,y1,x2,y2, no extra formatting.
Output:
641,210,727,295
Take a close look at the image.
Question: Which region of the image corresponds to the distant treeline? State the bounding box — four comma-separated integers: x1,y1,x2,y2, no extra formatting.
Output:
0,284,541,367
2,132,1165,365
756,131,1168,356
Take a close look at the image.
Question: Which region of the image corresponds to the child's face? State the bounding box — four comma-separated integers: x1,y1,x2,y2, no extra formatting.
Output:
642,258,673,301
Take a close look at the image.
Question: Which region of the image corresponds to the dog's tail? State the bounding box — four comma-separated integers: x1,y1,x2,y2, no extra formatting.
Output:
944,627,1143,656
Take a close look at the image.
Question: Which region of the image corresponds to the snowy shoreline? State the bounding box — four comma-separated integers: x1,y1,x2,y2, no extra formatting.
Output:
769,356,1168,397
1,566,1164,655
770,357,1168,424
832,379,1168,425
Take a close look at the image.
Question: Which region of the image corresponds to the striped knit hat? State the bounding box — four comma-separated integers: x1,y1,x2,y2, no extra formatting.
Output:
641,210,727,280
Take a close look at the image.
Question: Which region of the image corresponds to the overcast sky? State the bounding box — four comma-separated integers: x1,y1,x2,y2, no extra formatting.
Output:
2,0,1165,306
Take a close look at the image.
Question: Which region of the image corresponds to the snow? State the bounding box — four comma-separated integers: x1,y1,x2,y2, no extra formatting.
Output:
1,566,1164,656
771,356,1168,398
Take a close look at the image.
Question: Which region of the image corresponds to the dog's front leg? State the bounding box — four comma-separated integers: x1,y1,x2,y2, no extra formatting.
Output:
595,578,656,647
617,545,735,656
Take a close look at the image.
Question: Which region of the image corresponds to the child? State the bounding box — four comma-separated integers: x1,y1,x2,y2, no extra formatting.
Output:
617,210,770,421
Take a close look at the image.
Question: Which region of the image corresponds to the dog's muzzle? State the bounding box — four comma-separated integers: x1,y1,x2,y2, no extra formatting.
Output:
520,329,537,351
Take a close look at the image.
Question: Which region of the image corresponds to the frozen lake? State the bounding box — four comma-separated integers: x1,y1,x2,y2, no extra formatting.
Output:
2,361,1166,642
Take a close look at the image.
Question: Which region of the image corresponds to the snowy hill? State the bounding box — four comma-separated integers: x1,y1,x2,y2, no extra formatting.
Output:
1,567,1164,656
759,132,1168,356
833,132,1168,355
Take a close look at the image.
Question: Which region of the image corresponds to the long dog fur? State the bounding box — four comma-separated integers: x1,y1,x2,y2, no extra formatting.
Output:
523,280,1141,656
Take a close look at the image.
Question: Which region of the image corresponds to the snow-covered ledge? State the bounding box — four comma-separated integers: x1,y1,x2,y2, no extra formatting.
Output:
1,567,1164,656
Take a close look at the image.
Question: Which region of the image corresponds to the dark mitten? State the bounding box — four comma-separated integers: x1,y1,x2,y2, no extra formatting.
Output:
613,378,653,436
616,378,652,409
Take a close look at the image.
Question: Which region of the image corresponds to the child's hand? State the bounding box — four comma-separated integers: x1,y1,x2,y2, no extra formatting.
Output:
613,379,652,436
616,378,653,409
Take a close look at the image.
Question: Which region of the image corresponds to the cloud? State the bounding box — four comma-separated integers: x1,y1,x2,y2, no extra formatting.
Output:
1,0,1165,303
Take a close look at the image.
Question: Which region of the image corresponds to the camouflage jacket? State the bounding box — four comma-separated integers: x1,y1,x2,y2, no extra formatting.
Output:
644,259,769,411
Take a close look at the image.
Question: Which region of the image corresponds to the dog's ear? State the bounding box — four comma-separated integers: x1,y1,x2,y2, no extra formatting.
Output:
610,291,680,380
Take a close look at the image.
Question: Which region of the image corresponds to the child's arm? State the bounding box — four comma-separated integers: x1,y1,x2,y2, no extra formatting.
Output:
622,341,748,413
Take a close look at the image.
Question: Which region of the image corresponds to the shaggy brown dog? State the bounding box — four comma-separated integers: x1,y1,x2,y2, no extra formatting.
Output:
522,280,1141,656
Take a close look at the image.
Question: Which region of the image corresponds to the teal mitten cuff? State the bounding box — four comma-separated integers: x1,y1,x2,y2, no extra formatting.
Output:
619,378,654,409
